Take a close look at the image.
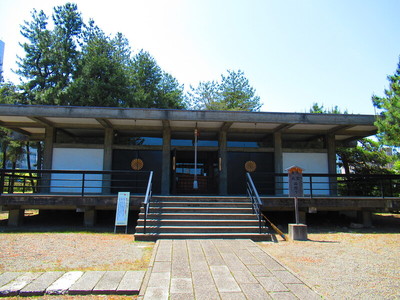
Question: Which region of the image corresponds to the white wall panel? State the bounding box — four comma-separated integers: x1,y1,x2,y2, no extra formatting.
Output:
51,148,104,193
282,152,329,196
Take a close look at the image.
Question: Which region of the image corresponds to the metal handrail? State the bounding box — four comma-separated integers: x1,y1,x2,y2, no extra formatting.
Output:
249,172,400,198
246,172,264,234
0,169,151,196
143,171,153,234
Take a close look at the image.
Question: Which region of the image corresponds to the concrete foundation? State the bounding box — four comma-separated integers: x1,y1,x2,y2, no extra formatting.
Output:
84,208,96,226
8,208,24,226
288,223,308,241
358,210,373,228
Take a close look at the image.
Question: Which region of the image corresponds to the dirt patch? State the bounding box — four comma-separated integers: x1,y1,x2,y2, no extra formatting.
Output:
259,213,400,299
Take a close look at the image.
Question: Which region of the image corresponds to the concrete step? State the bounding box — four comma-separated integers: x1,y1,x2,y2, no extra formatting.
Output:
138,212,258,220
135,225,265,234
147,201,252,208
142,207,254,214
152,196,250,203
134,232,272,241
137,219,261,226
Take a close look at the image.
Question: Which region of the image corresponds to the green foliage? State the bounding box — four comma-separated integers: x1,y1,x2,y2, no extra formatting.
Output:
189,70,261,111
14,3,186,109
17,4,83,105
309,103,396,176
309,102,347,114
337,139,394,175
372,58,400,146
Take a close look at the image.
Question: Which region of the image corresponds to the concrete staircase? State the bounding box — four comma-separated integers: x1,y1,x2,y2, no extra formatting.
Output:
134,196,272,241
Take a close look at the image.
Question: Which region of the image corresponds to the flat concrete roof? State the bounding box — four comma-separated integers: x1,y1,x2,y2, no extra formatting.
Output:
0,105,377,142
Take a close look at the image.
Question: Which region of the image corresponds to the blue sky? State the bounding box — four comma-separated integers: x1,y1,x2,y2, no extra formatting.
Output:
1,0,400,114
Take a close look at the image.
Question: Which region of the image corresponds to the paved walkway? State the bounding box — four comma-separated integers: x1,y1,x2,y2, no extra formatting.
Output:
0,239,321,299
139,239,321,300
0,270,145,296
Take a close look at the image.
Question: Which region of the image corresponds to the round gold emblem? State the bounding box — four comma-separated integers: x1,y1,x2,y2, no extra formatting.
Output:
244,160,256,172
131,158,144,170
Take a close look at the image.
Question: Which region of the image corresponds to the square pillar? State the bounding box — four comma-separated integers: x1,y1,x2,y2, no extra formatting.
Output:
8,207,24,226
218,131,228,195
41,127,55,193
274,132,283,195
161,125,171,195
102,128,113,194
84,207,97,226
326,134,337,196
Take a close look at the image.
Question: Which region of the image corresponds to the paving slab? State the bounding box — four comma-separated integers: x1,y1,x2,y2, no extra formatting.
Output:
143,286,169,300
19,271,64,296
210,265,241,293
240,283,273,300
46,271,83,295
117,270,146,295
139,239,321,300
68,271,105,295
92,271,126,294
0,272,41,296
170,278,193,294
0,272,21,288
258,276,289,292
286,283,322,300
271,270,303,284
270,291,299,300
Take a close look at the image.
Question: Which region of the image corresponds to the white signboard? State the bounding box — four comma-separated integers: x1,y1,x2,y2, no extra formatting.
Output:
115,192,130,226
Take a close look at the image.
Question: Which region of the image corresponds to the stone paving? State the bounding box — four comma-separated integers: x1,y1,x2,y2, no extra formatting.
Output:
0,270,145,296
139,239,321,300
0,239,321,299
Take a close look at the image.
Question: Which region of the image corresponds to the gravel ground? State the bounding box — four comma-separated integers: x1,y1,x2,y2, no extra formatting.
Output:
0,233,153,272
259,213,400,300
0,210,399,299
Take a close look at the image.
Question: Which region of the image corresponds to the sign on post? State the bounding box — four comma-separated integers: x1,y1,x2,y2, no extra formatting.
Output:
287,166,304,197
286,166,304,224
114,192,130,233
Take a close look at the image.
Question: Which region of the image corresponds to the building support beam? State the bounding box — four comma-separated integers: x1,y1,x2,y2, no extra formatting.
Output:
161,125,171,195
84,207,96,226
274,132,283,195
102,128,113,194
218,130,228,195
8,207,24,226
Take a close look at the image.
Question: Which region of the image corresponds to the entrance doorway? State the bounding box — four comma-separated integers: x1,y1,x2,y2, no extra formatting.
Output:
172,150,218,195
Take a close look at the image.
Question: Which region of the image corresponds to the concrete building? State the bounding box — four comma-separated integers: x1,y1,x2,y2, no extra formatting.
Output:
0,104,398,235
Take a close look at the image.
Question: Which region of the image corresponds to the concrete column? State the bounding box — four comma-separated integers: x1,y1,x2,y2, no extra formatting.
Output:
8,207,24,226
42,127,55,193
84,207,96,226
102,128,113,194
274,132,283,195
161,126,171,195
326,134,337,196
218,131,228,195
358,210,373,228
299,210,307,224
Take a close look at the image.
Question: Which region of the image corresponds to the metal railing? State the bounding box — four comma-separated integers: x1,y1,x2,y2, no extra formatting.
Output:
246,172,265,234
249,172,400,198
143,171,153,234
0,169,152,196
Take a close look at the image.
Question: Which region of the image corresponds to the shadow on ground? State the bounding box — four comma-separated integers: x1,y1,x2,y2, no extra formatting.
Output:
0,209,140,234
263,211,400,235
